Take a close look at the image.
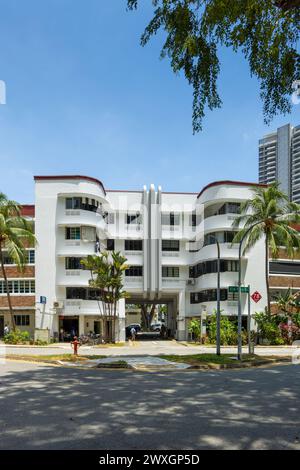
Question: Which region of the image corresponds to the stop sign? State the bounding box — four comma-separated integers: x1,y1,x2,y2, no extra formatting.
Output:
251,291,262,303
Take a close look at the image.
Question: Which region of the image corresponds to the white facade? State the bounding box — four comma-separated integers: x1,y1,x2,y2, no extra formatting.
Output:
34,176,268,341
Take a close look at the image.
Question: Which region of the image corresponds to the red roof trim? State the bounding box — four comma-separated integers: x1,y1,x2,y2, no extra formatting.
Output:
34,175,106,195
21,205,35,217
197,180,268,199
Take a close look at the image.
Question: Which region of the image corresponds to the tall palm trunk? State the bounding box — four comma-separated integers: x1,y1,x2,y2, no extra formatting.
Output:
0,244,16,331
265,234,271,314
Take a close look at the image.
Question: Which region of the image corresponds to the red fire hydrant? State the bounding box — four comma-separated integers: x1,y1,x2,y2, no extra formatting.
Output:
71,336,80,356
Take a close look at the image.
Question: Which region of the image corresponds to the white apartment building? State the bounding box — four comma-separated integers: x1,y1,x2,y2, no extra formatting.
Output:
259,123,300,203
34,176,268,342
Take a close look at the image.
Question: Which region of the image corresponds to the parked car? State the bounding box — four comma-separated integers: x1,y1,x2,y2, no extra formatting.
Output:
150,323,162,332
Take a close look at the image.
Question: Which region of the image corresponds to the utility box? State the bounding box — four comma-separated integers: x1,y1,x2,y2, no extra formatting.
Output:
34,328,50,343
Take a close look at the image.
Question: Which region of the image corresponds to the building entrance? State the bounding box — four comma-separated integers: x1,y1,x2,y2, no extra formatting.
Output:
59,316,79,342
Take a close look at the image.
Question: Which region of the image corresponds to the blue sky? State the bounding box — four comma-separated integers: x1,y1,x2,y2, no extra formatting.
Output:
0,0,299,203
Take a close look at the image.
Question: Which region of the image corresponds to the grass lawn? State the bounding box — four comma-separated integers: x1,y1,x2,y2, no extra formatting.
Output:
158,354,286,366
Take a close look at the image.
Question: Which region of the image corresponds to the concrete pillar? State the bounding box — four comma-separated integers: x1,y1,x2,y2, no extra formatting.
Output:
177,290,186,341
79,316,85,336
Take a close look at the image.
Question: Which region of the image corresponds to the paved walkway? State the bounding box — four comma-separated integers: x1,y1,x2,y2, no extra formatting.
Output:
59,356,191,370
0,340,297,358
0,361,300,449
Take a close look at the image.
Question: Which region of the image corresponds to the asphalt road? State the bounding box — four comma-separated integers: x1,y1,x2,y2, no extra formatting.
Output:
0,361,300,450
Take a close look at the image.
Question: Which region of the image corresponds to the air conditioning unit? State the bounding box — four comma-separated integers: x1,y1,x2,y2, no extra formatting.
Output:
186,279,195,286
53,301,64,309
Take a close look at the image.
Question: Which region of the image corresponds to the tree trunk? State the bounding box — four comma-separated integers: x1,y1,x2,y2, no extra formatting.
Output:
149,304,156,328
275,0,300,10
265,234,271,315
0,244,16,331
141,305,148,330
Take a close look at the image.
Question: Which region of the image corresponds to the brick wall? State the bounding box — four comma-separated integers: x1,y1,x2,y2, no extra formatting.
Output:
0,296,35,308
0,266,35,278
269,276,300,288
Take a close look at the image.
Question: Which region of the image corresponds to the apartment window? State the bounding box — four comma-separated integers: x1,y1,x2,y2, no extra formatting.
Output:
162,266,180,278
27,250,35,264
66,287,87,300
65,258,83,270
81,226,96,242
126,213,142,224
66,197,99,213
107,239,115,251
161,212,180,226
14,315,30,326
204,231,237,246
190,213,197,227
190,289,228,304
65,227,81,240
189,260,239,278
269,261,300,275
66,197,81,210
2,249,35,265
125,266,143,277
162,240,180,252
125,240,143,251
0,280,35,294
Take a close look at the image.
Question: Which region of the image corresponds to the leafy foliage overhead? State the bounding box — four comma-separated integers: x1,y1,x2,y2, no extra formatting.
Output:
128,0,300,132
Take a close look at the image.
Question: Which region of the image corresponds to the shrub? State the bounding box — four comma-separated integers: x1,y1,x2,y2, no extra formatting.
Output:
207,314,239,345
279,322,300,345
3,329,30,344
188,319,202,342
254,312,285,345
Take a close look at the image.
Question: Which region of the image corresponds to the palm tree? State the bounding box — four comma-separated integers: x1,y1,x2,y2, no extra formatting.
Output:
0,193,36,331
81,251,129,342
232,183,300,313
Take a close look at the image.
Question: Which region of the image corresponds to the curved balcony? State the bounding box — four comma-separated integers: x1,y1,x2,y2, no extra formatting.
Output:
197,183,254,206
196,214,239,236
190,301,239,316
189,242,241,264
57,208,107,229
56,268,91,287
193,272,239,290
63,299,120,316
57,240,97,257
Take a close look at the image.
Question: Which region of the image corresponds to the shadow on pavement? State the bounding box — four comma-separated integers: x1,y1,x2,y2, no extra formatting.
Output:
0,362,299,450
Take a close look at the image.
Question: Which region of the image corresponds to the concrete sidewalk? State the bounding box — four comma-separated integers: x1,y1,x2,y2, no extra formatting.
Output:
0,340,296,358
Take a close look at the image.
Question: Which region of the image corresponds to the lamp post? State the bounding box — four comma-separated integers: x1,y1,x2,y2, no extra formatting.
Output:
237,222,261,360
210,235,221,355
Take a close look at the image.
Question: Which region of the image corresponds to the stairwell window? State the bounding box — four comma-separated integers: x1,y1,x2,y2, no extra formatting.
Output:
161,212,180,226
126,213,142,224
162,240,180,252
125,266,143,277
125,240,143,251
162,266,180,278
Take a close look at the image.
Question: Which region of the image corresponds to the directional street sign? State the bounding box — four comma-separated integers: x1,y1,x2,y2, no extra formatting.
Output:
228,286,249,294
251,291,262,303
